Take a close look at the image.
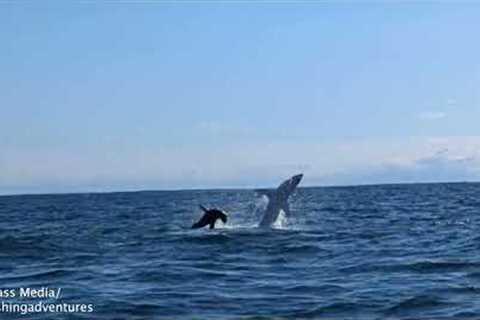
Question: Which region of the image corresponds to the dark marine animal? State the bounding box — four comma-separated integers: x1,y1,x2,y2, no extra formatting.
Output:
256,173,303,228
192,205,228,229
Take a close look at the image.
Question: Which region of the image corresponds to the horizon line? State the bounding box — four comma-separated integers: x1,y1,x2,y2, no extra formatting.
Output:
1,179,478,198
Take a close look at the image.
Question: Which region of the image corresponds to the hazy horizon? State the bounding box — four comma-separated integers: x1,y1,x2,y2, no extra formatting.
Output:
2,179,479,197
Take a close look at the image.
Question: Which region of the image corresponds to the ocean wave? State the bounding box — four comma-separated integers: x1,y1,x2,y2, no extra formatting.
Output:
384,294,447,315
2,183,480,319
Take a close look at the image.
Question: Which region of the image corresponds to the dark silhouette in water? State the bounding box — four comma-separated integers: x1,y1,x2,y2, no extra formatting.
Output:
256,173,303,227
192,205,228,229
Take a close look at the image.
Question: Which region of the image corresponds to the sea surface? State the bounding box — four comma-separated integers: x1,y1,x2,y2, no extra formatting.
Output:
1,183,480,319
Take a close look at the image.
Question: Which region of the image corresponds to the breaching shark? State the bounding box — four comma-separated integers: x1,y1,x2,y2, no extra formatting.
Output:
192,174,303,230
255,174,303,228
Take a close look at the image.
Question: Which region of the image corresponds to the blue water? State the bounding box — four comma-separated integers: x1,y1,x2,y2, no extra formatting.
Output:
1,183,480,319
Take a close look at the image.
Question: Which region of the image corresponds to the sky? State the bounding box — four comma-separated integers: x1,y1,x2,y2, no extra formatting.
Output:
1,2,480,195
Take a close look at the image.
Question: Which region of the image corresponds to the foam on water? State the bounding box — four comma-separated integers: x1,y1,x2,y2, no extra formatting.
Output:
271,210,288,229
218,194,295,230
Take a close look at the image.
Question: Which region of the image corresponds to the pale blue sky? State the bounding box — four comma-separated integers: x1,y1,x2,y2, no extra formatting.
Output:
2,2,480,194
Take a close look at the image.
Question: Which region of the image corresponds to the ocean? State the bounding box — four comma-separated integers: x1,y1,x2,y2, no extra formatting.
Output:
1,182,480,319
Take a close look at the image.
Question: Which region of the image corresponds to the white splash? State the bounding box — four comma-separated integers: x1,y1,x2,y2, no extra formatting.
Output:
271,210,288,229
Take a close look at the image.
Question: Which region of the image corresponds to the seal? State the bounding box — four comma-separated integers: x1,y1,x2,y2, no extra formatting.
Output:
192,205,228,229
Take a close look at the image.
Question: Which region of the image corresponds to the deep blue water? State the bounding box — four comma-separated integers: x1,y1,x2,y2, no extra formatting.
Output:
1,183,480,319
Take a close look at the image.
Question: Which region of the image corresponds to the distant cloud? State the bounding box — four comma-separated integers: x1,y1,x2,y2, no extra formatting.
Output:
446,98,457,107
2,136,480,194
319,147,480,186
417,111,446,120
197,121,255,137
198,121,228,133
